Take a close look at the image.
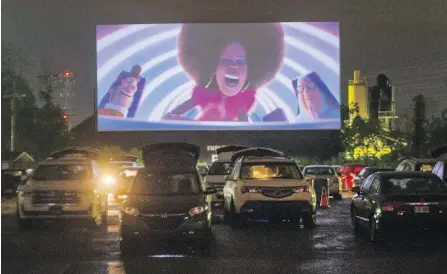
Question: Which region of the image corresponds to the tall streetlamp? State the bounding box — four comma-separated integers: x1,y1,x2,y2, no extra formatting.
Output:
3,75,25,152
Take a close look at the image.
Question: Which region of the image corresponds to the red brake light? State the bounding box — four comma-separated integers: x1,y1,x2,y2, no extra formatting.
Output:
294,186,309,193
382,201,395,211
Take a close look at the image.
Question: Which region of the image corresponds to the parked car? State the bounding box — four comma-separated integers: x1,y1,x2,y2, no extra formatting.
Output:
2,169,27,197
223,147,316,228
119,143,216,255
16,148,108,230
302,165,342,200
350,171,447,242
354,167,395,186
395,157,438,172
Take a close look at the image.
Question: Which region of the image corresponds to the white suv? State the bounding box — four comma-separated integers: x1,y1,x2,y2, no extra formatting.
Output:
16,148,108,229
223,149,316,228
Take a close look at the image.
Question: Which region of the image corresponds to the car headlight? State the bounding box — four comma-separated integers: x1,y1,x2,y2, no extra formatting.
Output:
103,175,116,185
122,206,140,217
188,206,207,217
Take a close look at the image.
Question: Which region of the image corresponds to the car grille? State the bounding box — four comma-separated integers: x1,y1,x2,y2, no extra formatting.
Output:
140,214,186,230
32,190,80,205
261,187,294,199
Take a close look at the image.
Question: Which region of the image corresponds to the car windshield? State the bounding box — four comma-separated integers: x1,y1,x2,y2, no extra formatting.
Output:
32,164,92,180
415,163,435,172
304,167,334,176
131,172,201,195
208,162,233,175
240,163,302,180
383,177,447,194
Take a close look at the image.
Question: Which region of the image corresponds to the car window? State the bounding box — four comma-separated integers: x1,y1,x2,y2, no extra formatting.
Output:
383,177,447,194
415,163,435,172
303,167,334,176
361,176,374,194
32,164,92,180
208,162,233,175
369,178,380,195
240,162,302,180
131,172,201,195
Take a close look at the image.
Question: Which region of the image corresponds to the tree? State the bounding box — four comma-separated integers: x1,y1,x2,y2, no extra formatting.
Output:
425,108,447,152
411,94,426,157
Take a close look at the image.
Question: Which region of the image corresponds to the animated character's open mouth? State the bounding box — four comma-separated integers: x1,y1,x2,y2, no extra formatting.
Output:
224,74,239,87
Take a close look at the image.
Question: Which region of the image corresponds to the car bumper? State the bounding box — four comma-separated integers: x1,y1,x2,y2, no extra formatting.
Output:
239,200,313,219
120,214,210,241
380,213,447,231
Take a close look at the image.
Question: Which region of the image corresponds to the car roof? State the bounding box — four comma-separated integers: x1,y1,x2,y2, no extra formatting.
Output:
40,158,91,165
376,171,438,178
242,157,295,163
403,158,437,164
304,165,334,168
365,167,394,170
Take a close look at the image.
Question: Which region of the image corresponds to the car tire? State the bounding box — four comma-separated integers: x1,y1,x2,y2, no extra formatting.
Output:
303,212,316,229
230,200,246,228
120,238,136,257
16,202,33,230
333,193,343,201
351,208,361,235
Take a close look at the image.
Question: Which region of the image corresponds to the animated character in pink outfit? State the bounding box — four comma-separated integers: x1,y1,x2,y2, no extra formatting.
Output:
163,23,286,122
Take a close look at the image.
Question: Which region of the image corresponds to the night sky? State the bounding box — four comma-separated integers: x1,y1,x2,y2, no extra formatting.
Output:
2,0,447,126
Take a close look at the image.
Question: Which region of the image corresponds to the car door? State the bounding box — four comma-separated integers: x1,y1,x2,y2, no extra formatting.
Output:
354,176,374,222
363,176,381,220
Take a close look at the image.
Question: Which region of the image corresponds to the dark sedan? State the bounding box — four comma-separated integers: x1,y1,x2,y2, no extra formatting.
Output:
351,172,447,242
119,143,216,255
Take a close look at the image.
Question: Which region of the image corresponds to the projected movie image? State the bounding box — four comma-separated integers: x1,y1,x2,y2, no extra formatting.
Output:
97,22,340,131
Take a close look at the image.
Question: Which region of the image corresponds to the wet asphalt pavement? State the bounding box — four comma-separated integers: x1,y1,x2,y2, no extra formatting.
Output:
2,195,447,274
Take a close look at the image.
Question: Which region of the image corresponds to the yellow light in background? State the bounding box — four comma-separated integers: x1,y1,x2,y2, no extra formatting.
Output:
103,175,116,185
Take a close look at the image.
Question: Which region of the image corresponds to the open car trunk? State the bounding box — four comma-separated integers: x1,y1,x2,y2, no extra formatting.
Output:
48,147,100,159
216,145,249,161
142,143,199,172
231,147,285,162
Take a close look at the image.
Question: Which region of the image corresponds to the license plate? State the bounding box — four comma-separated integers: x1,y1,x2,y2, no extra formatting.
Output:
49,206,63,215
414,206,429,213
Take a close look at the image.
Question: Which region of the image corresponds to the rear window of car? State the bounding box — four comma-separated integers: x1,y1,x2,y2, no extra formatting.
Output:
383,177,447,194
240,162,302,180
415,163,435,172
208,162,233,175
304,167,334,176
32,164,92,180
131,172,201,195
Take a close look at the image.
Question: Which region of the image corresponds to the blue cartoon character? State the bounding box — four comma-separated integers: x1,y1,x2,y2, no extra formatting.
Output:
98,65,146,118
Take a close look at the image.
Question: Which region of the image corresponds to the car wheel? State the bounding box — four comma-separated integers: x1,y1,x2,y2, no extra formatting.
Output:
369,217,381,243
230,200,245,228
351,208,361,235
120,238,136,257
16,202,32,230
334,193,343,201
303,212,316,229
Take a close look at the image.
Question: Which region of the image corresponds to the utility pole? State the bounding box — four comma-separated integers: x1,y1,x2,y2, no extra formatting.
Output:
3,74,25,152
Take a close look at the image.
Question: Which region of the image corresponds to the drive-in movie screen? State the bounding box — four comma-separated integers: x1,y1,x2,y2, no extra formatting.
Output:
96,22,340,131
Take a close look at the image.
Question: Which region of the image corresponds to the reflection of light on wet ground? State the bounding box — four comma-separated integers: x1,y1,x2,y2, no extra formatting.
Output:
107,261,125,274
149,254,188,258
108,224,119,233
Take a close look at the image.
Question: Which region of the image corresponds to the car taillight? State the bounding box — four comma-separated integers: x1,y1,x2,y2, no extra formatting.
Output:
241,187,260,194
294,186,309,193
382,201,395,211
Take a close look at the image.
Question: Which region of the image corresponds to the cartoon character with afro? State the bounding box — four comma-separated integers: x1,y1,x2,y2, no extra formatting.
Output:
162,23,286,122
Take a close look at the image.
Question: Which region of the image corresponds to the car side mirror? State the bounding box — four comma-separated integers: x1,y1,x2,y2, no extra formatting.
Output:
204,187,217,195
351,186,361,194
